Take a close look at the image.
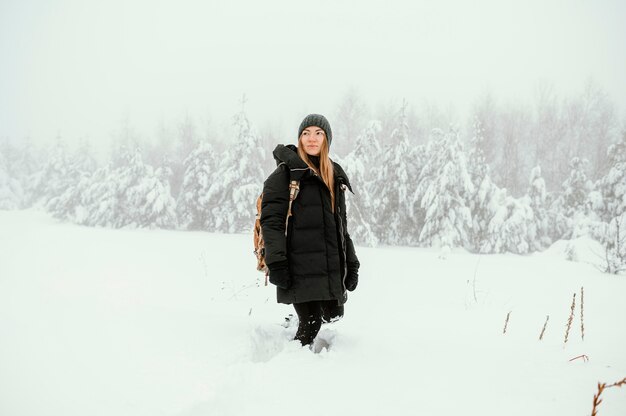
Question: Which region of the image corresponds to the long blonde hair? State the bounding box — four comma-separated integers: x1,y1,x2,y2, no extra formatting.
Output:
297,135,335,212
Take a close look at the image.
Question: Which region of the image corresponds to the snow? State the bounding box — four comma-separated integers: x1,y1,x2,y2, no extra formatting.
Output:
1,210,625,416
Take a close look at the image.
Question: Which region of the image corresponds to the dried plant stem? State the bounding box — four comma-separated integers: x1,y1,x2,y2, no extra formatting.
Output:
539,315,549,341
472,256,481,303
608,377,626,388
503,311,511,335
580,286,585,341
591,377,626,416
592,382,606,416
564,293,576,345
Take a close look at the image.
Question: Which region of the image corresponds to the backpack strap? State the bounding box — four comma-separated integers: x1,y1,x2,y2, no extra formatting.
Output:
285,180,300,236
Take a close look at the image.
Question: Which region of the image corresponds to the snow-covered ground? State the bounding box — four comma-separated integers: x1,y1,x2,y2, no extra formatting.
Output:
1,210,625,416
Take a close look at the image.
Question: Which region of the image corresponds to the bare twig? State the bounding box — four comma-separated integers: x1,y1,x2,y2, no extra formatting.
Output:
592,382,606,416
591,377,626,416
568,354,588,363
503,311,511,335
539,315,549,341
600,216,626,274
608,377,626,388
472,255,481,303
580,286,585,341
564,293,576,345
227,283,258,300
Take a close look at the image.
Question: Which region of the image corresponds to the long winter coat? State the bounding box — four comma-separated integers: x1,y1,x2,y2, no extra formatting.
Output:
260,144,360,305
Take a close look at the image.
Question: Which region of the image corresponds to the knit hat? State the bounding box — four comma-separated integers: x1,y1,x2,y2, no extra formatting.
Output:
298,114,333,146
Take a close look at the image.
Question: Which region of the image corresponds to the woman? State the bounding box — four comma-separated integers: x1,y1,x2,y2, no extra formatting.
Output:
260,114,360,347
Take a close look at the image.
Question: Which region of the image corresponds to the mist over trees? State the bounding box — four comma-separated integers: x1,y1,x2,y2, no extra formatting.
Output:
1,85,625,265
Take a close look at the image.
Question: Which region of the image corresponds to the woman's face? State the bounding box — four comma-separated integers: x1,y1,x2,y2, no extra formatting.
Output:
300,126,325,156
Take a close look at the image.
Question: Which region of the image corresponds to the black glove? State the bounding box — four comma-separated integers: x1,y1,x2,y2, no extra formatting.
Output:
269,266,291,290
345,268,358,292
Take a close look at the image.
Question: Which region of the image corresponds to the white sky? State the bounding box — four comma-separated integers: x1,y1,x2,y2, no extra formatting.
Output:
1,0,625,149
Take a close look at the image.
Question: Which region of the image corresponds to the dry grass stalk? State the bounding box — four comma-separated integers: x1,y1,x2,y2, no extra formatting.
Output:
503,311,511,335
564,293,576,345
592,382,606,416
580,286,585,341
539,315,549,340
568,354,589,363
591,377,626,416
608,377,626,388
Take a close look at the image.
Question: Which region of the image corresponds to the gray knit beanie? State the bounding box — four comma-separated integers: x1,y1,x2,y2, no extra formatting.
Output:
298,114,333,146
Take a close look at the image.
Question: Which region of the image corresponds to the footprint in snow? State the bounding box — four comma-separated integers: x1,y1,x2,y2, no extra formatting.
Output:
312,328,337,354
249,316,298,363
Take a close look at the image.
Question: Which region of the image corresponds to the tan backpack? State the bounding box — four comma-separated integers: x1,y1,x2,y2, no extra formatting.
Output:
253,179,300,285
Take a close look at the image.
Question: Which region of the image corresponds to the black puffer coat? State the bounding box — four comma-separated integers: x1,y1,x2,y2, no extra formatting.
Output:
260,144,360,305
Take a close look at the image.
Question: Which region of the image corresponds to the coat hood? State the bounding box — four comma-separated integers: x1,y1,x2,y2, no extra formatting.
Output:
272,144,353,193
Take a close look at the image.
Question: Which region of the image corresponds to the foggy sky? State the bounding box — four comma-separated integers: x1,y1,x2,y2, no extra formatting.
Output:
1,0,625,150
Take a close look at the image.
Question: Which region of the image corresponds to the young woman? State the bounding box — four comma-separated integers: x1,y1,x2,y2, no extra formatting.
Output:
260,114,360,347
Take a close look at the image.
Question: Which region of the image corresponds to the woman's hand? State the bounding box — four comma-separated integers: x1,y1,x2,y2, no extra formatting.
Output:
269,267,291,290
345,267,358,291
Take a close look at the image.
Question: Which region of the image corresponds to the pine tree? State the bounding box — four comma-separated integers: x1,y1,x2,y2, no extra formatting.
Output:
114,149,177,229
80,148,176,229
467,119,500,251
416,128,474,248
170,115,200,198
550,157,595,240
560,158,592,216
11,139,40,207
209,99,266,233
82,165,118,227
28,137,71,207
370,101,418,245
340,120,382,246
177,141,217,230
482,191,536,254
143,163,178,229
0,138,35,209
597,132,626,221
0,151,23,210
603,213,626,274
527,166,551,250
46,140,98,222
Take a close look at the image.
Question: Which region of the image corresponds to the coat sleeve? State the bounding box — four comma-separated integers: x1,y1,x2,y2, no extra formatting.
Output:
260,165,290,270
340,188,360,272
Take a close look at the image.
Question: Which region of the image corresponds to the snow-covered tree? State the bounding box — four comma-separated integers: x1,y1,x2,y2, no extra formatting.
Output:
526,166,551,250
177,141,217,230
169,115,201,198
560,158,593,216
597,132,626,222
149,163,178,229
46,140,98,222
81,165,118,227
549,157,596,240
467,119,500,251
482,191,536,254
415,128,474,248
602,213,626,274
0,152,23,209
79,148,176,229
370,101,419,245
28,138,72,207
340,120,382,246
115,149,177,228
208,101,266,233
0,138,39,208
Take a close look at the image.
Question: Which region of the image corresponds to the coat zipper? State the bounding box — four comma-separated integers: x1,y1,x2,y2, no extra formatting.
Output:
336,191,348,295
